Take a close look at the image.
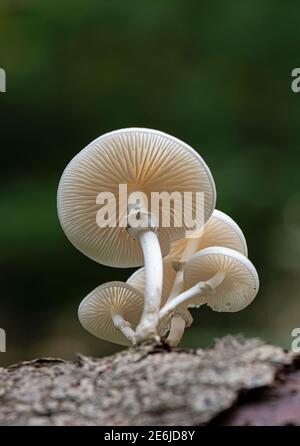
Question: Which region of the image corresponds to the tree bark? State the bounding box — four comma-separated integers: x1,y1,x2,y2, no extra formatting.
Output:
0,336,298,426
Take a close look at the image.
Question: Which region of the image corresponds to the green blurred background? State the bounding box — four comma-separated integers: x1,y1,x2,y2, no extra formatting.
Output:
1,0,300,366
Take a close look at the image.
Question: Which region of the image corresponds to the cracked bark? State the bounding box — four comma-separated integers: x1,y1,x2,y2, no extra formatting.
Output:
0,336,299,426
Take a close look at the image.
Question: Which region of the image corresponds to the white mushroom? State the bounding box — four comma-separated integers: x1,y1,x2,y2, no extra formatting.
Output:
58,128,216,343
159,246,259,325
165,209,248,265
164,210,248,346
78,281,144,346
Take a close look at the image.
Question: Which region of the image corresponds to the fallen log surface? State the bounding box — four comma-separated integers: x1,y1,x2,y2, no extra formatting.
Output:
0,336,299,426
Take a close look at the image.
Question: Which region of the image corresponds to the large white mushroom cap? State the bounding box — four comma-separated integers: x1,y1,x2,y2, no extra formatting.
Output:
78,281,144,346
58,128,216,267
165,209,248,264
184,247,259,312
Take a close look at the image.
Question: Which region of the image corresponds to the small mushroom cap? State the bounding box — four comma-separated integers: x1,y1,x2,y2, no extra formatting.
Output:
78,281,144,346
184,247,259,312
165,209,248,264
127,261,176,307
58,128,216,267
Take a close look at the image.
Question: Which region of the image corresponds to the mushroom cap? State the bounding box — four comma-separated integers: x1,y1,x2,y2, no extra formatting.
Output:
127,261,176,307
165,209,248,264
78,281,144,346
184,247,259,312
58,128,216,267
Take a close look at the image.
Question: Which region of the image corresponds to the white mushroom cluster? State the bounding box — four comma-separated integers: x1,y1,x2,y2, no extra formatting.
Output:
57,128,259,347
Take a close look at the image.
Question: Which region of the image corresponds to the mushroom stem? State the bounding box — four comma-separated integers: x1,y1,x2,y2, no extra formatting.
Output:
159,283,207,321
135,229,163,343
111,313,137,345
166,314,186,347
167,268,184,302
159,271,225,321
162,268,185,342
163,236,200,337
181,236,201,262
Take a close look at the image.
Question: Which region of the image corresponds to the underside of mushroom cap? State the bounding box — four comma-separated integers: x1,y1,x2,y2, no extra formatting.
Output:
165,209,248,263
184,247,259,312
58,128,216,267
127,261,176,307
78,281,144,346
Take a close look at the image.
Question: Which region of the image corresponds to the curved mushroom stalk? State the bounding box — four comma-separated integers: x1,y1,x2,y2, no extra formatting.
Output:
166,315,186,347
127,261,177,341
166,310,193,347
167,267,184,301
111,313,136,345
165,238,201,306
128,208,163,343
158,266,199,334
159,271,225,321
162,238,206,343
135,229,163,342
161,268,184,343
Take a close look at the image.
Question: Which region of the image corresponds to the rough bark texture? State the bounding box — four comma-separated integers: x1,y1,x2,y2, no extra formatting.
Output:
0,336,299,426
